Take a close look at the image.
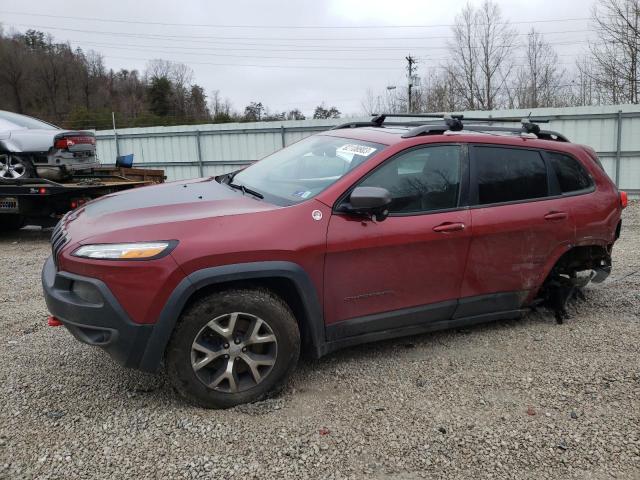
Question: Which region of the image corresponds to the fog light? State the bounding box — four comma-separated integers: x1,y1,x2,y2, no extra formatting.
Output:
71,281,102,304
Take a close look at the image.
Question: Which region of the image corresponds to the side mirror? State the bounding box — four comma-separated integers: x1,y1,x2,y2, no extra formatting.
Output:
346,186,392,221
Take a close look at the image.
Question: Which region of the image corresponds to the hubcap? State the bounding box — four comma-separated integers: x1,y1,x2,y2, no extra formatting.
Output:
190,312,277,393
0,154,27,180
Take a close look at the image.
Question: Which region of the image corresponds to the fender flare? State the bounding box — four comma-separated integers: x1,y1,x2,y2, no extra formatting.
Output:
138,261,325,372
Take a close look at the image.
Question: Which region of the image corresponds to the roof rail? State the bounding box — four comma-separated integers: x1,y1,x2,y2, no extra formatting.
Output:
330,112,566,142
371,112,550,124
401,124,568,142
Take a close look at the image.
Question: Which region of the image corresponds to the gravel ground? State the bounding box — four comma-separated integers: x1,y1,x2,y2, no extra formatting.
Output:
1,204,639,480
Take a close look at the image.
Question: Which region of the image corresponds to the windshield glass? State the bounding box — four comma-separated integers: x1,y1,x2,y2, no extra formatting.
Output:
230,135,385,206
0,111,59,130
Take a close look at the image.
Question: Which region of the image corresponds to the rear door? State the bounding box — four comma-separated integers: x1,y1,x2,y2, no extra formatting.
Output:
459,145,574,315
324,144,472,337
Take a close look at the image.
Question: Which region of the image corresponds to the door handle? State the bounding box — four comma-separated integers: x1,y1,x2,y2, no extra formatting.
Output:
544,211,568,221
433,222,466,233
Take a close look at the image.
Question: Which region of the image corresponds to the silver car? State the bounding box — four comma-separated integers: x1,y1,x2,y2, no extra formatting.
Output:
0,110,98,182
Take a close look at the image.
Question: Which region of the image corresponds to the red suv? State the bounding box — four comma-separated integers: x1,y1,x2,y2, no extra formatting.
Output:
42,114,626,408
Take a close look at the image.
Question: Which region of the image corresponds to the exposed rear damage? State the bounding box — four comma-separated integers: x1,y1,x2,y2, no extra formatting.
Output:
538,244,614,323
0,110,98,181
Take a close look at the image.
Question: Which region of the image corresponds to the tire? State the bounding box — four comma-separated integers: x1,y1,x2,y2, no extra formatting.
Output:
0,153,35,181
0,214,25,232
166,288,300,409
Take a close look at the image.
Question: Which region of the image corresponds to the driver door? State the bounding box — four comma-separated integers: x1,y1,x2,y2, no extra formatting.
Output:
323,144,472,338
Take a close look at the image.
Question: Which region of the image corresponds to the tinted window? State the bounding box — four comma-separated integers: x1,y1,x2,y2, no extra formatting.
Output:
475,147,547,205
548,152,593,193
359,145,461,214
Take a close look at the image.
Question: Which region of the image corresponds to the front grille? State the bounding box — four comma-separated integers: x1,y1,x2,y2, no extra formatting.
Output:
51,220,69,268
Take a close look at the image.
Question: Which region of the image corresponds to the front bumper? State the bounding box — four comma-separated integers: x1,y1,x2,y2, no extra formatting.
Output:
41,256,154,370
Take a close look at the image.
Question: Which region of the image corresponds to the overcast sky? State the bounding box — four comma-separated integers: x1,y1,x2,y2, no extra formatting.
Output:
0,0,595,117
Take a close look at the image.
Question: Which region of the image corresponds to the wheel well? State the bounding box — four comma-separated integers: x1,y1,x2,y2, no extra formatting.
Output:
550,245,611,276
535,244,612,321
181,277,314,354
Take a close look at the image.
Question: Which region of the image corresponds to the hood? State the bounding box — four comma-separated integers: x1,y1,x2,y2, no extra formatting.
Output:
64,177,279,243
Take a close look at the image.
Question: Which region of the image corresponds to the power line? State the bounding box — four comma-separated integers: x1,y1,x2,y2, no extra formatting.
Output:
67,35,593,53
65,40,589,64
100,54,580,71
6,23,595,43
11,25,593,53
0,10,592,29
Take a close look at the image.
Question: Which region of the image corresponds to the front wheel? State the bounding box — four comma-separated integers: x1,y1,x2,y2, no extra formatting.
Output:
166,288,300,408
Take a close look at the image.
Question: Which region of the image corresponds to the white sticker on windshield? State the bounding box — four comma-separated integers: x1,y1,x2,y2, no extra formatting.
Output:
336,144,377,157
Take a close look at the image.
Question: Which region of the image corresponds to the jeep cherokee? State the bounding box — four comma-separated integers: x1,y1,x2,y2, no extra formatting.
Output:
42,114,626,408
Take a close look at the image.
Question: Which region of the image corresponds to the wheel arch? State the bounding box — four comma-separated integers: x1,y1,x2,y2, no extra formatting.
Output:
529,243,612,302
138,261,325,372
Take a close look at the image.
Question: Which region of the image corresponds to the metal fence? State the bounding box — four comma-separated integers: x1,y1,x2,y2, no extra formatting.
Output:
95,104,640,193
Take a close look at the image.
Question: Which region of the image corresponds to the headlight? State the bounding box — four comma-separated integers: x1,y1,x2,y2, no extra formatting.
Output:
72,241,175,260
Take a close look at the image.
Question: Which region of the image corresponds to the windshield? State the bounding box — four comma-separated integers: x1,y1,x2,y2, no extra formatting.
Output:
0,110,59,130
230,135,385,206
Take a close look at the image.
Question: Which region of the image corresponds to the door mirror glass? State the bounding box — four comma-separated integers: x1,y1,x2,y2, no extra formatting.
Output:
346,186,392,220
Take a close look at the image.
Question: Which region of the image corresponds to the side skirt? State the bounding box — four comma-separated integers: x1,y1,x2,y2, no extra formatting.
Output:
320,309,529,356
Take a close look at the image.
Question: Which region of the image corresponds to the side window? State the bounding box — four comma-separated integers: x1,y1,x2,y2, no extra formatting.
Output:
358,145,461,214
475,147,548,205
547,152,593,193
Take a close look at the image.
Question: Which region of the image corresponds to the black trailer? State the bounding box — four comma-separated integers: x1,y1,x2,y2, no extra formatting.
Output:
0,167,165,231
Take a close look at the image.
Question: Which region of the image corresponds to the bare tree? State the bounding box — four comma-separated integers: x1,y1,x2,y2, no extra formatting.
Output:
361,88,386,115
589,0,640,104
0,37,29,113
447,0,517,110
418,69,460,112
511,29,565,108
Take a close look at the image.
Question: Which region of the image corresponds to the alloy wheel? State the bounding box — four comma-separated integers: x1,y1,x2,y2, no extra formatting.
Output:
190,312,278,393
0,154,27,180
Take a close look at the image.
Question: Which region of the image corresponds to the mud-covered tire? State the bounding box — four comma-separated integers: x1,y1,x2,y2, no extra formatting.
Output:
166,288,300,409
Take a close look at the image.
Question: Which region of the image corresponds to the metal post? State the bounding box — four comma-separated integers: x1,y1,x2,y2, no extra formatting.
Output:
111,112,121,159
195,130,204,177
615,109,622,187
280,125,286,148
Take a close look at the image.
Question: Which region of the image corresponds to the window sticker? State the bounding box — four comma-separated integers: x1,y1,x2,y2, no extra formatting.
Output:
336,144,377,157
292,190,312,198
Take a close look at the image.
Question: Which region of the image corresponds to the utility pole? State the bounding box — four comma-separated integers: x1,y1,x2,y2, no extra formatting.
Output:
406,55,417,113
111,111,121,159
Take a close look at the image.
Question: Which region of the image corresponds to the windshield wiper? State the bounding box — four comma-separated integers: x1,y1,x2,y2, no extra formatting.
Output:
228,182,264,199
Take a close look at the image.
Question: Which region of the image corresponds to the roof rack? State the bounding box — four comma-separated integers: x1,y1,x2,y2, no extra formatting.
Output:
331,112,568,142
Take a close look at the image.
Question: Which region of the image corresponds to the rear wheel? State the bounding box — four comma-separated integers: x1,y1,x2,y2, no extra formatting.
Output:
0,154,35,181
166,288,300,408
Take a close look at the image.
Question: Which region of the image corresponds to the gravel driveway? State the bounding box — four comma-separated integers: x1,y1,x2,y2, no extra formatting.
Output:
1,204,639,479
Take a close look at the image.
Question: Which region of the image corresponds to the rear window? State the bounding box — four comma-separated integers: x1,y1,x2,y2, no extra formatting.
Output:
547,152,593,193
475,147,548,205
0,111,58,130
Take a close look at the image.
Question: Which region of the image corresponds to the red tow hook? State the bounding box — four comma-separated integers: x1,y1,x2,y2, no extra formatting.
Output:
47,316,63,327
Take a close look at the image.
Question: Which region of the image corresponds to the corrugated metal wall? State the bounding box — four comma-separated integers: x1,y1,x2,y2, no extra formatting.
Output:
95,105,640,192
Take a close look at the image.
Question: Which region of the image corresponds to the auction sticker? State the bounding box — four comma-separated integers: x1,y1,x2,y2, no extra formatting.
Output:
336,144,377,157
